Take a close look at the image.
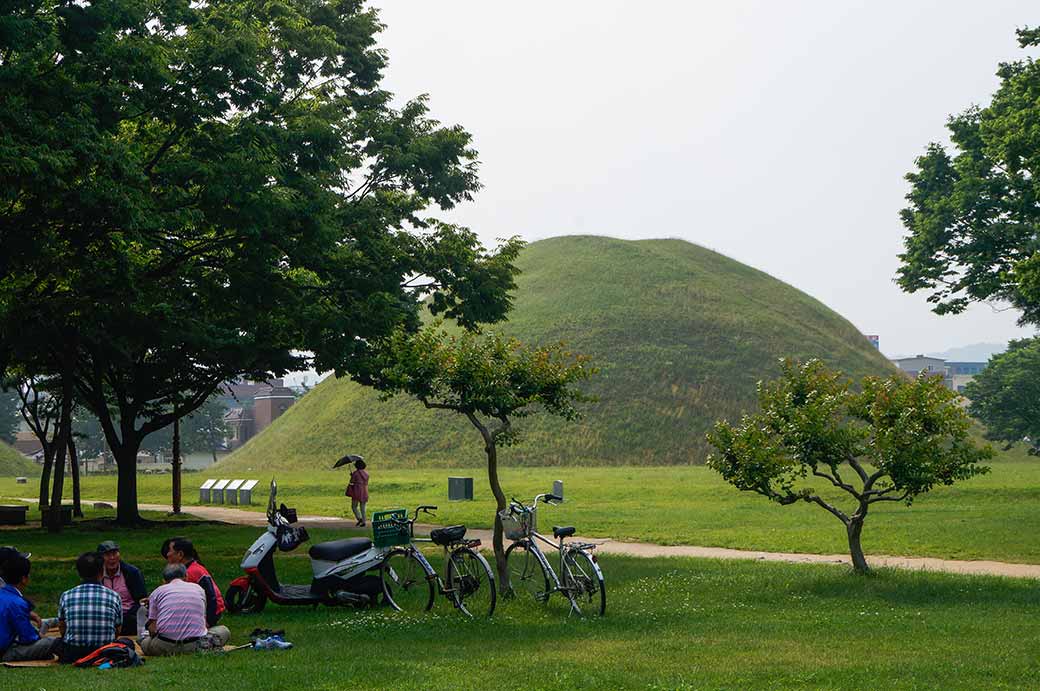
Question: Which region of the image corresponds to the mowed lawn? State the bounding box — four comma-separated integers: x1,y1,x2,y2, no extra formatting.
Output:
1,514,1037,690
4,456,1039,564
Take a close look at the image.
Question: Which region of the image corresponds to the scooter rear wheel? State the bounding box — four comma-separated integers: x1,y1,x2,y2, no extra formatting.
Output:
381,548,435,613
226,582,267,614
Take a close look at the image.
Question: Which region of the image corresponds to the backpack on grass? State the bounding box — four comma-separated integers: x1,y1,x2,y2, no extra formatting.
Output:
74,638,144,668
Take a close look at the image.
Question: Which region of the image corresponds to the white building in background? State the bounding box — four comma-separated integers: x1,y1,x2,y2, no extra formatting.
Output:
889,355,988,395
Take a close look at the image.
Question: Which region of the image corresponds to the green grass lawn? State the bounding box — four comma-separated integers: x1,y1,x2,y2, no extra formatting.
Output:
2,515,1037,689
5,456,1039,565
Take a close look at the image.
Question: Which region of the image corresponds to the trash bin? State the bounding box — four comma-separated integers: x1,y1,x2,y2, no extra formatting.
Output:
239,480,259,505
199,479,216,503
448,477,473,501
553,480,564,500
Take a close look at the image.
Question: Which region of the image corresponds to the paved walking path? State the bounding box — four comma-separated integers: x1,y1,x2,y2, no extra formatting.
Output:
16,498,1040,579
126,502,1040,580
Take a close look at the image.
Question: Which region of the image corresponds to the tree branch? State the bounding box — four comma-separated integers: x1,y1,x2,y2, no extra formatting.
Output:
804,494,850,525
847,456,870,483
812,467,860,498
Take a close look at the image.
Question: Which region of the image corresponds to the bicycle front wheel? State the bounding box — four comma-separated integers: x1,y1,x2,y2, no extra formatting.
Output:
563,549,605,616
505,541,552,604
446,547,497,618
381,548,435,613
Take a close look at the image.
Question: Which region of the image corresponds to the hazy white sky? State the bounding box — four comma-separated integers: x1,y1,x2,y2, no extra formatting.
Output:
371,0,1038,357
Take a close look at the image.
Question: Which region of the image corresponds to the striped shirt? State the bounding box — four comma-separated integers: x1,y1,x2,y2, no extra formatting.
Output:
148,579,207,641
58,583,122,648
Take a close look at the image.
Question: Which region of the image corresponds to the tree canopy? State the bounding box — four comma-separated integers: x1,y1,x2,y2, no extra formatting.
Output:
0,0,521,523
964,338,1040,450
898,27,1040,324
707,359,992,572
367,325,595,587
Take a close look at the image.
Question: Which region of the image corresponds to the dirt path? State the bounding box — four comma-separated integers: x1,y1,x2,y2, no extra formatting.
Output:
17,498,1040,579
124,502,1040,580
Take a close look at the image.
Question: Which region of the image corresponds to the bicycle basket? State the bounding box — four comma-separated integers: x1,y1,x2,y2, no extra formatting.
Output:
499,508,534,540
372,509,410,548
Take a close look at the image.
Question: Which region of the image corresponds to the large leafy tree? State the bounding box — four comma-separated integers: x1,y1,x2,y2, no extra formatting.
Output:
964,338,1040,451
0,0,521,523
367,325,595,589
898,27,1040,324
707,359,992,573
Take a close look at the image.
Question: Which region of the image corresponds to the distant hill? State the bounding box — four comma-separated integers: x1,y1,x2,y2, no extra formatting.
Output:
217,236,896,472
928,342,1009,362
0,441,37,476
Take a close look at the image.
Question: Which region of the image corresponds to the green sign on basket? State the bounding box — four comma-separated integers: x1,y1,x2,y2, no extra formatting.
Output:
372,508,410,548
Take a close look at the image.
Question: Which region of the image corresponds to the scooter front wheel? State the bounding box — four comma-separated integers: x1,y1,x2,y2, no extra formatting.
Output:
381,548,435,613
226,582,267,614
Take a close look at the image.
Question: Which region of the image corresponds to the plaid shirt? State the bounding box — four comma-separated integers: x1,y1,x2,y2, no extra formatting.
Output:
58,582,122,648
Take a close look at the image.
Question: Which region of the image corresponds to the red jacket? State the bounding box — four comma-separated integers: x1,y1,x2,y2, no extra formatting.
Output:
185,560,225,625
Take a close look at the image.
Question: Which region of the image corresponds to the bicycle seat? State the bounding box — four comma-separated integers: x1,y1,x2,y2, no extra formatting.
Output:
308,537,372,562
552,526,576,539
430,525,467,546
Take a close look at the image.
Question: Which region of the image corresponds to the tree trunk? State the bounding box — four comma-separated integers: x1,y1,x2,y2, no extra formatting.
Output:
847,511,869,574
38,448,53,510
68,436,83,518
172,417,182,515
484,441,510,591
46,383,73,533
113,442,143,525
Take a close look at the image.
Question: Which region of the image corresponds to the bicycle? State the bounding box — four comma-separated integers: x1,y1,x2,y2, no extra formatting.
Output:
378,505,497,618
502,492,606,616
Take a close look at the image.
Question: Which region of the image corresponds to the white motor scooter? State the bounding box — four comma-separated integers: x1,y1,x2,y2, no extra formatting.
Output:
225,480,397,612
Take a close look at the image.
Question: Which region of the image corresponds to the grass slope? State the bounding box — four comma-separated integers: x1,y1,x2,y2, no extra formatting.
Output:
0,440,36,476
222,236,893,472
5,516,1039,689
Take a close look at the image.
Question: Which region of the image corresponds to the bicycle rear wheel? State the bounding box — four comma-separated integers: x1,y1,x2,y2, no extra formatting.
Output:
381,548,435,613
504,541,552,604
446,547,496,617
563,548,605,616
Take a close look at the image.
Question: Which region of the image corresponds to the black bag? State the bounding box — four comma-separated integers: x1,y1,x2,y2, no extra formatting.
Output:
278,503,298,524
277,525,309,552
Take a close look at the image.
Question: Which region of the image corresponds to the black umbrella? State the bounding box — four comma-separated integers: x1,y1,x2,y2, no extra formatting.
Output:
333,454,364,469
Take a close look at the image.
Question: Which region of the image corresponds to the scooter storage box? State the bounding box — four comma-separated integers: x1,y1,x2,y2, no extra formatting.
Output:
372,509,410,548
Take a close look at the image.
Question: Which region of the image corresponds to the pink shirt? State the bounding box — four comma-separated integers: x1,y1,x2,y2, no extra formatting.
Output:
347,468,369,502
148,579,208,640
102,567,133,613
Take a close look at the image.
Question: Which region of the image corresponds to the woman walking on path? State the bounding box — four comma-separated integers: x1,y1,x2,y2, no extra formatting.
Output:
344,457,369,527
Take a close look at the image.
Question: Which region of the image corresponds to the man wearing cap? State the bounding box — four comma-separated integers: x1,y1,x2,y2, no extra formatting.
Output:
97,541,148,636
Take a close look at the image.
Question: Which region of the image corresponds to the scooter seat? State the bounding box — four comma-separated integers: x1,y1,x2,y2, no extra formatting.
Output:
430,525,467,546
309,537,373,562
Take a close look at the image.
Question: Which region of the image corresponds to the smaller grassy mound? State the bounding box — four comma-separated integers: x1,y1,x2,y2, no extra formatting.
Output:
0,440,37,476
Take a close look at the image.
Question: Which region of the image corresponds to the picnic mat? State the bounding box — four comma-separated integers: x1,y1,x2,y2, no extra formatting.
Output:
3,634,245,668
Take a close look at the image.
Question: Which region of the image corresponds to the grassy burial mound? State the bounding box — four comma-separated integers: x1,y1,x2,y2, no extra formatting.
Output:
219,235,894,472
0,441,38,476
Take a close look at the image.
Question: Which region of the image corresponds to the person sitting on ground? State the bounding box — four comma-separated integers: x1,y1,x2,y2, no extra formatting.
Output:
0,546,42,632
140,563,230,656
96,540,148,636
57,552,122,664
161,537,225,626
0,555,60,662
